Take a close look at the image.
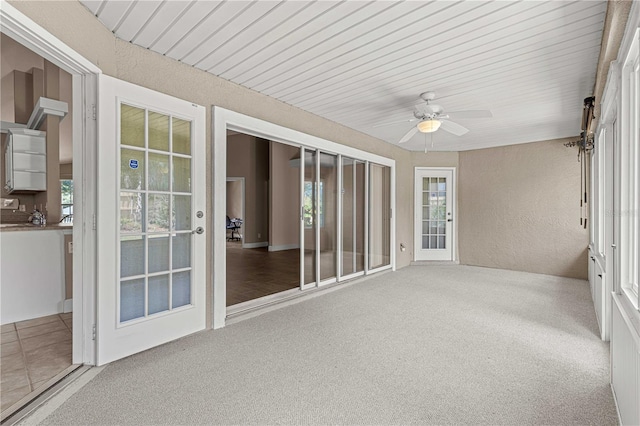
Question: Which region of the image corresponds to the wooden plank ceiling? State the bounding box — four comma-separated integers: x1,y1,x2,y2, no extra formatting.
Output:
81,0,606,152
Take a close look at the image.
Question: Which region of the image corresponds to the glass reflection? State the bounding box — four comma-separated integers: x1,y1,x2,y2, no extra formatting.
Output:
303,150,317,285
368,163,391,269
319,153,337,281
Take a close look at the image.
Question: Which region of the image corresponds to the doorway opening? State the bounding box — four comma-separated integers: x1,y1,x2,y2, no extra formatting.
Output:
0,32,77,419
226,132,300,307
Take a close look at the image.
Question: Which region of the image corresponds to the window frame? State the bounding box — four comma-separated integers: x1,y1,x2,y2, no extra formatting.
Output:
60,178,74,222
618,28,640,304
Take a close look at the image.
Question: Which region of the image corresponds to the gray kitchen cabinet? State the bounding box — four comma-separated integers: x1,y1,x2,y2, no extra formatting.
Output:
4,128,46,193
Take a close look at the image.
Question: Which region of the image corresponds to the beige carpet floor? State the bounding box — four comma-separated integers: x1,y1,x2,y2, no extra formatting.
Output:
35,265,617,425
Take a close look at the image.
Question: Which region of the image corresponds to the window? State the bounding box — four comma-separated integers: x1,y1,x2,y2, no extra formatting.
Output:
597,130,605,256
620,29,639,300
60,179,73,223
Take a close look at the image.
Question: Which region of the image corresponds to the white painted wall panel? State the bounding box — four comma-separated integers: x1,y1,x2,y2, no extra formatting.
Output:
1,230,66,324
611,296,640,426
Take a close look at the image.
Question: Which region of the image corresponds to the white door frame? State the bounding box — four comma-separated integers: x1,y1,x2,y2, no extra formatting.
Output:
1,1,101,365
226,177,245,246
414,167,456,262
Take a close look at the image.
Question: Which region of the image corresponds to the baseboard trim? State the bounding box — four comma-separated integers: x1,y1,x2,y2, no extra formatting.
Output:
410,260,460,266
268,244,300,252
242,242,268,249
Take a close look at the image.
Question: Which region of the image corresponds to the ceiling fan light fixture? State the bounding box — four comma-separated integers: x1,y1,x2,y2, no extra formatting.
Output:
417,119,441,133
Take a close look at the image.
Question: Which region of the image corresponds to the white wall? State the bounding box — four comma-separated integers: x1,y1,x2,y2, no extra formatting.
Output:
1,229,66,324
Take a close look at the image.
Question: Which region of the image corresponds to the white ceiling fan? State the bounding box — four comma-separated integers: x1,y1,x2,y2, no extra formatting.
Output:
380,92,492,144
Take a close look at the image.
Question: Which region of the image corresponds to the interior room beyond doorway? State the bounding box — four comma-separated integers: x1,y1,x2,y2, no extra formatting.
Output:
226,131,300,306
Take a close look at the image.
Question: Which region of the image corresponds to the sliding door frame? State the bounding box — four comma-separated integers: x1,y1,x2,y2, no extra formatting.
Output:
212,107,395,329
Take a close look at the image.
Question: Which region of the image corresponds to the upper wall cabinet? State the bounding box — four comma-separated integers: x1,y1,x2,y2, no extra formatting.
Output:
4,128,46,193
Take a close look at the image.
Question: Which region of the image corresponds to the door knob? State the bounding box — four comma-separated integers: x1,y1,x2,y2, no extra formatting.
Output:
192,227,204,234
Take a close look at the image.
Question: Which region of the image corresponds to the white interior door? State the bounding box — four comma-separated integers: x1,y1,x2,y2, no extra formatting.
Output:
414,168,455,261
97,75,206,365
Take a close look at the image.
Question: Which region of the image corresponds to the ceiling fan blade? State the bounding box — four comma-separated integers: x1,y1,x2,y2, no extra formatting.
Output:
398,126,419,144
439,120,469,136
373,118,418,128
446,110,492,119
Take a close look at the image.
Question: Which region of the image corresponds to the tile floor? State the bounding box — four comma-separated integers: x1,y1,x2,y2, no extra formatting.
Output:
226,241,300,306
1,313,72,413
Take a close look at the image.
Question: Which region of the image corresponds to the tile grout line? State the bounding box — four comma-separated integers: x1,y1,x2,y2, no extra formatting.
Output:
15,321,36,392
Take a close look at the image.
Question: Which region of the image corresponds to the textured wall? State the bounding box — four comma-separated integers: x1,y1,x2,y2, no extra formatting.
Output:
458,138,588,279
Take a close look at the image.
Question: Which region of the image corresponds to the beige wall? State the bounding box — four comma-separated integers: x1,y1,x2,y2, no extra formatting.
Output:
1,33,43,123
226,180,242,221
458,138,588,279
227,133,269,245
269,142,299,249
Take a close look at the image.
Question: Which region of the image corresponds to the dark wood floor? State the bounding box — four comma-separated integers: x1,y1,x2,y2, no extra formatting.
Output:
226,242,300,306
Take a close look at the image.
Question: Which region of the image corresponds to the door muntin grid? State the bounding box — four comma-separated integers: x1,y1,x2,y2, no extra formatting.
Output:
119,103,193,324
422,177,447,250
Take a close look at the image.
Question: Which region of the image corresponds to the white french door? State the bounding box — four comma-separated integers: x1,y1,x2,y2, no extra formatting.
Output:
97,75,206,365
414,168,455,261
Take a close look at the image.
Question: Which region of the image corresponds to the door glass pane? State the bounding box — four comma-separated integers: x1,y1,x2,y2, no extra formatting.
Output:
149,153,170,191
355,161,365,272
172,271,191,308
148,111,169,152
173,195,191,230
422,174,448,250
319,153,337,281
121,148,145,190
120,192,144,233
148,194,170,232
369,163,391,269
172,233,191,269
342,158,355,276
172,117,191,155
121,237,145,277
120,104,145,148
304,150,317,285
173,156,191,193
148,234,170,274
341,158,366,277
119,103,194,324
120,279,145,322
148,275,169,315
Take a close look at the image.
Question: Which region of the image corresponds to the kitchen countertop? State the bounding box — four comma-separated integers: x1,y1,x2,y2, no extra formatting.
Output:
0,223,73,232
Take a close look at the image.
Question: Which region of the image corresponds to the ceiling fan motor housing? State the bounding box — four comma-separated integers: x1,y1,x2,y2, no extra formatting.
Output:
414,103,444,119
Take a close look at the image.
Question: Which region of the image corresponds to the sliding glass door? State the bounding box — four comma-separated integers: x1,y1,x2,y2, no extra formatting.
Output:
303,149,317,286
369,163,391,270
341,158,365,278
319,153,338,282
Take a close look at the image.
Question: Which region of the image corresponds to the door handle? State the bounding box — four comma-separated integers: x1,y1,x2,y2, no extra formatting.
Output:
192,227,204,235
447,219,453,222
